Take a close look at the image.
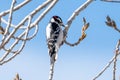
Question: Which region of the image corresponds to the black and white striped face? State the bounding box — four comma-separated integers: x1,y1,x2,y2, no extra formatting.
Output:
50,16,65,27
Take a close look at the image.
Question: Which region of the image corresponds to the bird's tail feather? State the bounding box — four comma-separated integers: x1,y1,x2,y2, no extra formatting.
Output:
48,43,57,64
47,39,59,64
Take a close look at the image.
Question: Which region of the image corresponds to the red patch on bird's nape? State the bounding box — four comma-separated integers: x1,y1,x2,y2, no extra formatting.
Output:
53,16,58,19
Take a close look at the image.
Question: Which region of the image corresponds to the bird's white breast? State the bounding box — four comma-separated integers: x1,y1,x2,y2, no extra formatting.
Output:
46,23,51,39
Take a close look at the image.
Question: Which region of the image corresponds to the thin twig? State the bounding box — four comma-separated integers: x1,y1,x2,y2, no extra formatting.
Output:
92,40,120,80
0,0,31,16
3,0,16,43
101,0,120,3
92,56,114,80
113,39,120,80
31,0,58,26
63,0,93,45
1,18,26,29
0,17,31,64
0,16,31,63
115,39,120,54
49,63,55,80
0,26,5,34
65,18,90,46
113,53,117,80
0,0,31,29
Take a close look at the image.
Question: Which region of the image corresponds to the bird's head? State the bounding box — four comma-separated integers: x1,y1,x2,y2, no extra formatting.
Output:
50,16,65,27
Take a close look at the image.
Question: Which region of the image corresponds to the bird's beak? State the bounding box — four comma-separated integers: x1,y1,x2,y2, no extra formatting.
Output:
61,23,65,27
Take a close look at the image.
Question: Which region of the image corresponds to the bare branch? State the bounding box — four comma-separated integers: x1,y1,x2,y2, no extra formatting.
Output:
63,0,93,46
93,17,120,80
0,0,31,16
101,0,120,3
105,16,120,33
0,0,56,49
115,39,120,54
113,39,120,80
1,18,26,29
3,0,16,41
113,53,117,80
3,0,57,41
49,63,55,80
92,56,114,80
0,17,31,64
65,18,90,46
31,0,58,26
65,0,93,31
0,0,58,65
92,39,120,80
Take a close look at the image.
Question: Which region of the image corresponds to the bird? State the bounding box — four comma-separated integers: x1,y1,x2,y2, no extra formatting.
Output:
46,16,65,64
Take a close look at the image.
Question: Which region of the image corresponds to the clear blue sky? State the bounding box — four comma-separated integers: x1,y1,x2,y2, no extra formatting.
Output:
0,0,120,80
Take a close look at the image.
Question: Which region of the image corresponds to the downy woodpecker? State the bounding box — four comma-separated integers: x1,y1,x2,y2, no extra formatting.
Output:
46,16,65,64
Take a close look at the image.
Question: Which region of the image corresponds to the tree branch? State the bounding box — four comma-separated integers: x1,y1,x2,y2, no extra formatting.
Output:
92,55,114,80
0,0,31,29
113,52,117,80
3,0,16,43
49,63,55,80
0,0,56,49
65,18,90,46
0,0,31,16
63,0,94,46
113,39,120,80
31,0,58,26
101,0,120,3
0,0,58,65
92,39,120,80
